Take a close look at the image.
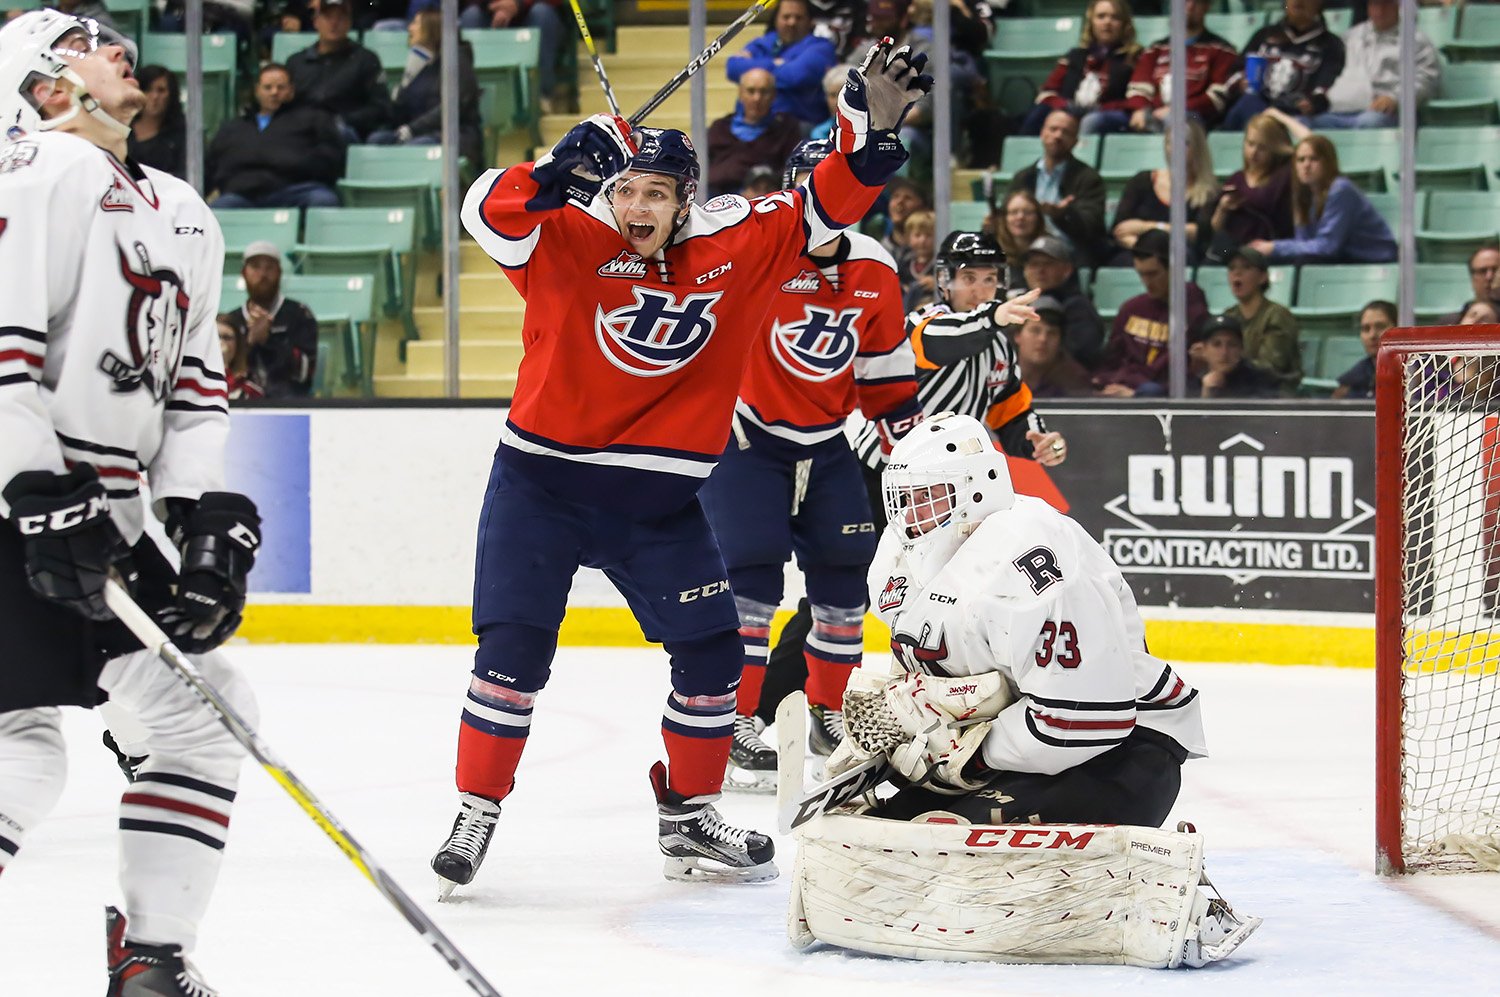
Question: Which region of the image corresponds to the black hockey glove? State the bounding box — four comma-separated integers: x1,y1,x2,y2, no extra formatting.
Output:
530,112,638,209
3,465,137,621
834,38,932,182
160,492,261,653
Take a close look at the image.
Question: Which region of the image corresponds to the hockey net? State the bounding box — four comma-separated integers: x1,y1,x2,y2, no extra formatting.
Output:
1376,327,1500,874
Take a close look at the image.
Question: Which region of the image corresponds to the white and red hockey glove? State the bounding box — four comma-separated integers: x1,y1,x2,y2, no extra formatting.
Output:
883,672,1010,794
530,113,637,208
875,401,924,456
835,37,932,155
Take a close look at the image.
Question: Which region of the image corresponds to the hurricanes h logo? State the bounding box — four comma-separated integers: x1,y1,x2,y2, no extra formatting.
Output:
595,286,721,377
770,305,861,382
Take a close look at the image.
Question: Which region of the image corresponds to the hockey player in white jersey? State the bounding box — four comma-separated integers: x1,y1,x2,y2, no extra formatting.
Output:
0,11,260,996
785,413,1258,968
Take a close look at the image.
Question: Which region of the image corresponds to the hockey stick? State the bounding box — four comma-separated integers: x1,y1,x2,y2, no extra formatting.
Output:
628,0,776,126
775,691,892,835
567,0,621,118
102,580,502,997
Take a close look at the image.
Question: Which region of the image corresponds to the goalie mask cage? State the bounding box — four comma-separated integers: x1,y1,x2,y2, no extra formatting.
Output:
1376,326,1500,875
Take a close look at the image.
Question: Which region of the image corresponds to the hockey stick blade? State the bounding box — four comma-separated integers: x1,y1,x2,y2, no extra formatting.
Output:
775,691,891,835
103,580,502,997
628,0,775,126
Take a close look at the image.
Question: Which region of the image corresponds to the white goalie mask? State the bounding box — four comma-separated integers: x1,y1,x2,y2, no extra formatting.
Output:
0,10,138,139
882,413,1015,553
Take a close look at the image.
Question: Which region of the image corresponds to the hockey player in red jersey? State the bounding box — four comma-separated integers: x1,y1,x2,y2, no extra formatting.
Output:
431,40,932,895
704,139,1037,792
0,12,260,996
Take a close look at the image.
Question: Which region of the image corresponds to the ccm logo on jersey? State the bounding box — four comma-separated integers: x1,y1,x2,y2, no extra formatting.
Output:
841,522,875,534
679,580,729,603
770,306,861,382
595,287,721,377
16,494,110,535
877,575,908,611
964,827,1096,849
598,251,649,279
695,261,732,284
928,592,956,604
853,290,879,299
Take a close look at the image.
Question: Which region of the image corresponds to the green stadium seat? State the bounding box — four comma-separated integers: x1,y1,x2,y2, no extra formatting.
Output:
464,27,542,151
1298,337,1324,392
1097,133,1162,197
1324,129,1398,193
1364,191,1421,239
1320,8,1354,35
985,17,1077,114
109,0,149,46
948,201,991,231
140,33,237,137
1193,262,1295,312
1418,5,1458,49
1267,264,1295,305
1208,130,1244,180
1411,126,1500,192
1413,263,1473,322
1133,16,1169,43
360,29,413,88
1416,191,1500,263
213,208,301,275
1318,336,1369,381
294,206,417,323
270,32,318,67
1423,62,1500,127
337,145,461,250
994,134,1101,186
1206,12,1263,49
1090,266,1143,323
1445,4,1500,62
1293,263,1398,338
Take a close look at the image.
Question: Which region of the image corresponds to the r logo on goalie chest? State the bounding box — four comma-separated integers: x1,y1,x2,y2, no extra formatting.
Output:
1013,545,1063,594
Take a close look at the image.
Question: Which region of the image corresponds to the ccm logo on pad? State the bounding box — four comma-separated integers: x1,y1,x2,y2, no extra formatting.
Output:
964,828,1096,850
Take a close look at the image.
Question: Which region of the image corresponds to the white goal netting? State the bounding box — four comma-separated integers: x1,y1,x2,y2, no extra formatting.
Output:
1395,351,1500,872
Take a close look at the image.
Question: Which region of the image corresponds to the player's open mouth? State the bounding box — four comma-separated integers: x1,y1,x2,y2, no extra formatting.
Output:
628,223,654,241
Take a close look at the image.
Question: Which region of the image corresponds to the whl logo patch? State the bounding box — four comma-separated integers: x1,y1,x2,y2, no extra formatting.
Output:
770,305,861,382
877,575,907,612
595,286,721,377
598,251,648,279
781,270,821,293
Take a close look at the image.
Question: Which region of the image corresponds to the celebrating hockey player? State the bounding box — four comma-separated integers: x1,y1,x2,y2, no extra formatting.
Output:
783,413,1258,968
751,230,1064,769
434,41,931,894
0,11,261,996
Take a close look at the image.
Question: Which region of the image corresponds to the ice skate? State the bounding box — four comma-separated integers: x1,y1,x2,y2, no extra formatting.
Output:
808,704,846,781
1181,870,1262,967
105,906,218,997
650,761,777,883
431,792,501,900
724,713,777,793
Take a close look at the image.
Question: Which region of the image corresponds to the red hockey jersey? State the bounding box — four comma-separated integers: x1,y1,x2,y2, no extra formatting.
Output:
735,231,918,445
461,153,882,513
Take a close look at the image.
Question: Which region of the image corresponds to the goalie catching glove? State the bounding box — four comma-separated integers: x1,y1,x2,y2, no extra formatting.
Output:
160,493,261,653
530,113,638,208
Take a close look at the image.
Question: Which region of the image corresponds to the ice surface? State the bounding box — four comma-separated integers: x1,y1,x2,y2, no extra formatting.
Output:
4,646,1499,995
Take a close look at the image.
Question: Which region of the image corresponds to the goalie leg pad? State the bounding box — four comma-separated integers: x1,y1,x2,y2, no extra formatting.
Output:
789,815,1259,968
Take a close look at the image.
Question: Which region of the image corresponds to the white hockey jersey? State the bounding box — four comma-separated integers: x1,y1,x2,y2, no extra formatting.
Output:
869,494,1207,777
0,132,228,543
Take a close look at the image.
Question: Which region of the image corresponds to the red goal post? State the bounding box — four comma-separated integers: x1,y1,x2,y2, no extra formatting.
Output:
1375,326,1500,875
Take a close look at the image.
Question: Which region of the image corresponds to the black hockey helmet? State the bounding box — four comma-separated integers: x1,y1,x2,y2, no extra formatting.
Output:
782,137,833,189
934,231,1005,298
627,126,700,204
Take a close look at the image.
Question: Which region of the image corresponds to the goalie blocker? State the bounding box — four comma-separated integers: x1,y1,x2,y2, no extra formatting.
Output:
788,815,1261,968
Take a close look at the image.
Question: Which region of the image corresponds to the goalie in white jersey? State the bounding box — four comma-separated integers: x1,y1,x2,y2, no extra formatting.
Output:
0,11,260,996
789,413,1258,968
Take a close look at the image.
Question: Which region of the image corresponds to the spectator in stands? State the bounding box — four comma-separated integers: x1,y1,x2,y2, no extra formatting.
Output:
898,209,937,311
849,0,917,57
1247,134,1395,264
1013,296,1095,397
1006,110,1108,266
993,189,1045,290
209,64,346,209
218,313,265,402
707,68,804,197
1219,246,1301,391
1094,229,1208,397
1119,0,1237,132
459,1,566,110
898,0,997,172
1021,235,1107,368
1442,247,1500,324
1331,299,1395,399
366,10,483,167
1316,0,1438,129
874,177,930,256
1022,0,1141,136
809,66,847,141
1222,0,1345,131
807,0,862,57
1108,120,1219,266
1189,314,1281,398
226,242,321,399
727,0,839,126
1207,112,1294,261
1462,298,1499,326
128,65,187,181
286,0,393,143
741,165,780,198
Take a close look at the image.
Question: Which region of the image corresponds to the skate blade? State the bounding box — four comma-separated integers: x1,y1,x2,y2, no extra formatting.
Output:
663,856,779,884
723,763,777,794
437,876,459,902
1201,914,1262,963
